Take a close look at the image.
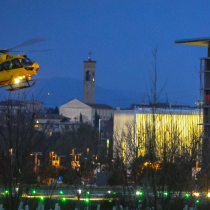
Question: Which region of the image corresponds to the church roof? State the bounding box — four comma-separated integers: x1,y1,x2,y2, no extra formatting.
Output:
60,99,113,110
85,103,113,110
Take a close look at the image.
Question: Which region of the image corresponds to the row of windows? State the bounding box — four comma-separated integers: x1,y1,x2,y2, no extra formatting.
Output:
34,124,80,130
0,58,33,71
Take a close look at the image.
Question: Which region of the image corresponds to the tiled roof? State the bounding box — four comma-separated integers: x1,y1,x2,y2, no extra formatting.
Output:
85,103,113,110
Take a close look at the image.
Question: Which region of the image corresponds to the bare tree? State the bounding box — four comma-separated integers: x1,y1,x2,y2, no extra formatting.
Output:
0,95,48,210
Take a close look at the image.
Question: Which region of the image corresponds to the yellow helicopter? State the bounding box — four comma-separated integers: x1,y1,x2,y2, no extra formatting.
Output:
0,37,45,91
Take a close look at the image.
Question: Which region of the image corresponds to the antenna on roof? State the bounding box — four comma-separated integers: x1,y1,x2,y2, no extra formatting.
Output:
88,51,92,61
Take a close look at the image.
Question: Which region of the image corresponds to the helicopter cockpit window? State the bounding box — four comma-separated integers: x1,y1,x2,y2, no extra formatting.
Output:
2,61,12,70
20,58,33,67
12,59,22,69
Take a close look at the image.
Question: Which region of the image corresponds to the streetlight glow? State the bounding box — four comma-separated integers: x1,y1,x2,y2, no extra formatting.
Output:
136,191,143,196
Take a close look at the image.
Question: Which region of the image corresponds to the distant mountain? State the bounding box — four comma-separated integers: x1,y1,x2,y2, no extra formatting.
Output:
0,77,196,109
27,77,144,109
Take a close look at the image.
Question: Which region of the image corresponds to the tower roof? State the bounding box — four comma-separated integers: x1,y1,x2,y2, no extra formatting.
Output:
175,37,210,46
84,60,96,63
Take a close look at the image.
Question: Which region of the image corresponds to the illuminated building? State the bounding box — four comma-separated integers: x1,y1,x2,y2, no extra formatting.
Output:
59,56,114,126
114,107,203,159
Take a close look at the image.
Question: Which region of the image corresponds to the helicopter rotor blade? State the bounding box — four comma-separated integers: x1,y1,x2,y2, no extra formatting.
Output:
9,49,54,53
22,49,53,53
8,37,47,51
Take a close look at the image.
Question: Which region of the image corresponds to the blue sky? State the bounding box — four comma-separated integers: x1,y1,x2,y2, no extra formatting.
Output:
1,0,210,106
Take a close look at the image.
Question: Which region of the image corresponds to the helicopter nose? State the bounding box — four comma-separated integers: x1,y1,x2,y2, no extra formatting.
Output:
35,63,39,72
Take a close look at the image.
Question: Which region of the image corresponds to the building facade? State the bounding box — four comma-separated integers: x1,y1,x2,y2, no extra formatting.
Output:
34,114,81,136
114,108,203,159
59,99,113,126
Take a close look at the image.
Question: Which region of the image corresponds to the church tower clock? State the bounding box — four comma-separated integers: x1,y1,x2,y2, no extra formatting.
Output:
83,53,96,104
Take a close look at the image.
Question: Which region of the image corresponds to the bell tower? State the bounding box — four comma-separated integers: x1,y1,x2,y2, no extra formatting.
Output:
83,52,96,104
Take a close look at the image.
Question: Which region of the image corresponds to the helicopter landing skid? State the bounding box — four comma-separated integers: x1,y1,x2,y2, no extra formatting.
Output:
6,79,37,91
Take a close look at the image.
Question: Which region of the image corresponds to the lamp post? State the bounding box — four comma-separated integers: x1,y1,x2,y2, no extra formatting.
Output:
30,152,42,173
111,159,115,171
76,153,82,168
70,148,77,161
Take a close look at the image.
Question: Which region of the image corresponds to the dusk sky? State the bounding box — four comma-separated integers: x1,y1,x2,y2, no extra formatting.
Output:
1,1,210,107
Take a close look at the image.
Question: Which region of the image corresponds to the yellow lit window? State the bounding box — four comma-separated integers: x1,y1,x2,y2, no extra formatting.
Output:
50,132,52,136
34,124,38,128
107,139,109,148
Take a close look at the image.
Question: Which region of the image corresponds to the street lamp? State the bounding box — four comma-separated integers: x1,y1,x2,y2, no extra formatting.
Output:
111,159,115,171
30,152,42,173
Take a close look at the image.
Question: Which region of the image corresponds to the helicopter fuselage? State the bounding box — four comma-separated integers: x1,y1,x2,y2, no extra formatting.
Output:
0,54,39,87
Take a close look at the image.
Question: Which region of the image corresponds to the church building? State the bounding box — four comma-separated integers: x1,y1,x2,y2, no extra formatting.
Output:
59,56,113,126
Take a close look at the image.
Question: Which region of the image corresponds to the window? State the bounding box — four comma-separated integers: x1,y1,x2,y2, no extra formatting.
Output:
12,59,22,69
34,124,39,128
86,71,91,81
19,58,33,67
2,61,12,70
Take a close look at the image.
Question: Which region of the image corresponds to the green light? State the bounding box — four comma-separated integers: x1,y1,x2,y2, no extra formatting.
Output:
40,196,44,201
196,199,199,203
164,192,168,196
112,192,116,195
59,191,63,195
61,197,66,202
86,191,90,195
136,191,143,196
138,199,143,203
4,190,9,194
32,190,36,195
108,199,113,203
85,198,89,203
185,193,189,198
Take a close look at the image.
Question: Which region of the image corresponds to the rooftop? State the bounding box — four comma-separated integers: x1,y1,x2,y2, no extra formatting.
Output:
175,37,210,46
86,103,113,110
